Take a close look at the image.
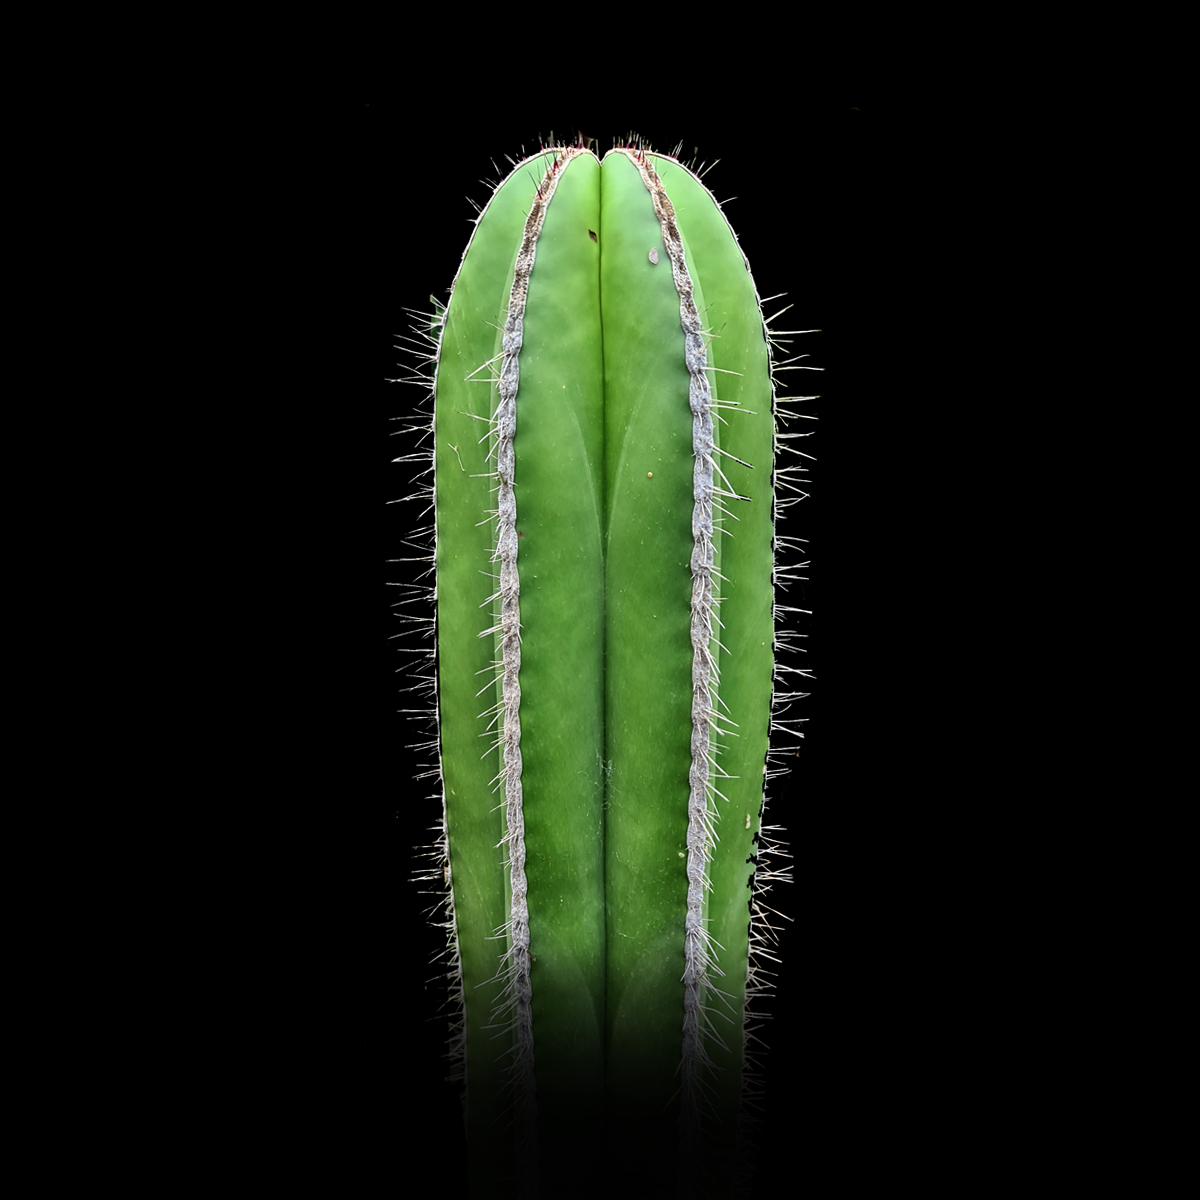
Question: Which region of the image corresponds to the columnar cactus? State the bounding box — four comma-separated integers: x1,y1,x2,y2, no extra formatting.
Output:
397,135,813,1199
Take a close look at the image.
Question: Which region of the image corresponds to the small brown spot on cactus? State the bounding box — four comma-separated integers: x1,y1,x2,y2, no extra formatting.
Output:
588,229,597,242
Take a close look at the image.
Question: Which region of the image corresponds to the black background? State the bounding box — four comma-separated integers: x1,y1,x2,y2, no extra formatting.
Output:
310,89,997,1195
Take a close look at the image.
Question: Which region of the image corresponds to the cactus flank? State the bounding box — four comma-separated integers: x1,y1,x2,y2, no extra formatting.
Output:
393,134,815,1199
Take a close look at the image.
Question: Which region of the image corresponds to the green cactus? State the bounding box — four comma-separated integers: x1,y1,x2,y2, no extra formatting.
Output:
397,136,813,1198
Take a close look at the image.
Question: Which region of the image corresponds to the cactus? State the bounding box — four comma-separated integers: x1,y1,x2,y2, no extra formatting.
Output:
394,135,813,1198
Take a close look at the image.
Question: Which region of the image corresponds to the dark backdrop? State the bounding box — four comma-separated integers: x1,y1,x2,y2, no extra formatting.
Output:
309,93,974,1196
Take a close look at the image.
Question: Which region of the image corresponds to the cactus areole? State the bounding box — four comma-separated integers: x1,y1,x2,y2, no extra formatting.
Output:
410,139,810,1198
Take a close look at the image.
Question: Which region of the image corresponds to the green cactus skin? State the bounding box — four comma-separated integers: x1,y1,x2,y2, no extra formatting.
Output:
403,137,813,1199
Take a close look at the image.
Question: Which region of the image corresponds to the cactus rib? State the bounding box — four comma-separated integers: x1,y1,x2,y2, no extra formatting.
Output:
622,149,722,1166
484,144,592,1187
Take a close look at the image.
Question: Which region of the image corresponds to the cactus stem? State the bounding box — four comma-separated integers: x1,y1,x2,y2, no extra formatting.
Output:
389,140,820,1196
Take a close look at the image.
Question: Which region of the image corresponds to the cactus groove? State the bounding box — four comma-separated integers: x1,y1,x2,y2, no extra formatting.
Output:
395,135,814,1199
